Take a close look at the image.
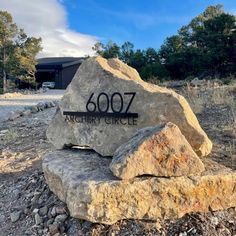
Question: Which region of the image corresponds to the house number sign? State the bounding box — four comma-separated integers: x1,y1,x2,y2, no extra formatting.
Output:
63,92,138,126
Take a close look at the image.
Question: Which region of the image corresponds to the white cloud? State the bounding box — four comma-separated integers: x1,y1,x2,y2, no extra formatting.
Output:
0,0,97,57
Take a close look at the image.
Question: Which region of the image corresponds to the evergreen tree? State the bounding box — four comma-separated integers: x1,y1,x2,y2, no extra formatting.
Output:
0,11,42,92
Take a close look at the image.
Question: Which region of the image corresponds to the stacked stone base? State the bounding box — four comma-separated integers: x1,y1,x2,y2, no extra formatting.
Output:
43,149,236,225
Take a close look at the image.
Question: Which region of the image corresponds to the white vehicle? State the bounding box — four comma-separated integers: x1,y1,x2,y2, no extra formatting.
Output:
42,81,55,89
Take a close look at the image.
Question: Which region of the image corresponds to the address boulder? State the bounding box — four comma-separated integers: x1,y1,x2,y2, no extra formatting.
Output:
46,56,212,157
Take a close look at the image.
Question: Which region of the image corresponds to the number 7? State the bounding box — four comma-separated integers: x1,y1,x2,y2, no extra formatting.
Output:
124,92,136,113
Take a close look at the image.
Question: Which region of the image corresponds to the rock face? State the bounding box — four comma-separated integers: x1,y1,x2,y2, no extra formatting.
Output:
46,56,212,157
43,150,236,225
110,122,205,180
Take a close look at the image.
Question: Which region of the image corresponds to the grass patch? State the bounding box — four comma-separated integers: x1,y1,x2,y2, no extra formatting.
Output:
2,129,18,143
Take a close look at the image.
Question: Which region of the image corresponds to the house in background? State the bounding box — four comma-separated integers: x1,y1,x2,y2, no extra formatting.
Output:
36,57,85,89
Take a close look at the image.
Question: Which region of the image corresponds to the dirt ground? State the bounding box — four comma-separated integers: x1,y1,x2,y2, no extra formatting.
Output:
0,83,236,236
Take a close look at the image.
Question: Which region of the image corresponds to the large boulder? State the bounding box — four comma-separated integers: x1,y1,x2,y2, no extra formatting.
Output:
110,122,205,180
46,57,212,156
43,149,236,225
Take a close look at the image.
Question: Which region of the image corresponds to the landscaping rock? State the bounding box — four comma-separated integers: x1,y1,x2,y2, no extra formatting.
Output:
39,206,48,216
10,211,21,222
43,149,236,225
46,57,212,157
48,223,59,235
22,109,31,116
110,122,205,179
45,102,51,108
30,106,38,114
37,102,46,111
54,214,67,223
35,213,43,225
8,111,21,121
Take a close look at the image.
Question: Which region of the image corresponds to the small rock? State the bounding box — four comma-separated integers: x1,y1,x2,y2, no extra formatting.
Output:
24,208,30,215
44,102,50,108
31,194,40,204
25,229,33,235
12,189,21,199
0,129,8,134
210,216,219,225
179,232,187,236
59,224,65,233
48,223,59,235
35,213,43,225
53,233,60,236
51,206,57,217
8,111,21,121
30,106,38,113
47,218,54,226
10,211,21,222
82,221,93,229
55,206,67,215
37,102,46,111
22,109,31,116
39,206,48,216
0,214,5,223
54,214,67,223
49,101,55,107
47,209,52,219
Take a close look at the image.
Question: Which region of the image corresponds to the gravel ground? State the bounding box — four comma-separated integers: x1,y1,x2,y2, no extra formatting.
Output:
0,99,236,235
0,85,235,235
0,89,64,122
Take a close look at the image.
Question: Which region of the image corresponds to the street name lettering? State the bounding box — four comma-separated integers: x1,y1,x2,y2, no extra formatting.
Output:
63,92,138,126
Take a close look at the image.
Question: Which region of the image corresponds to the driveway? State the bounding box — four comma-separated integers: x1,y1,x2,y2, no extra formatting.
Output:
0,89,65,122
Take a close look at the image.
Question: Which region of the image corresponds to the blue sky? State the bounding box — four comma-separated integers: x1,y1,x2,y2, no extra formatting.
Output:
62,0,236,50
1,0,235,57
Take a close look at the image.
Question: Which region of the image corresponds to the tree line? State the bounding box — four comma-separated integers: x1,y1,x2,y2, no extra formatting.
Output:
0,5,235,93
0,11,42,92
93,5,236,81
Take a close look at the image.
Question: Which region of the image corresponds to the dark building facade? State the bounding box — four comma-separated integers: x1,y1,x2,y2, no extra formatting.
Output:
36,57,85,89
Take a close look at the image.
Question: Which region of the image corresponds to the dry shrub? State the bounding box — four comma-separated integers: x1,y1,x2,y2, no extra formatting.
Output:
2,129,18,143
210,86,234,106
182,82,235,115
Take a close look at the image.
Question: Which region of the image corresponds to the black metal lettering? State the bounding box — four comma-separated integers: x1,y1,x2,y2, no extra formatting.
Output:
120,118,127,125
105,117,111,124
111,92,123,113
124,92,136,113
86,93,96,112
112,117,119,125
97,93,109,113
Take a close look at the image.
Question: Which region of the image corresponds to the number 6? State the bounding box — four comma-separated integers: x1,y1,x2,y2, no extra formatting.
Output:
86,93,96,112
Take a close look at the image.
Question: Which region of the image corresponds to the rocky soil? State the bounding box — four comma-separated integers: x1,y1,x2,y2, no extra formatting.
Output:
0,84,236,236
0,89,64,122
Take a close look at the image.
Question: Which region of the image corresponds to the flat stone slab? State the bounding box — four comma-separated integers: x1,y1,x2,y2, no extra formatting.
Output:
43,149,236,225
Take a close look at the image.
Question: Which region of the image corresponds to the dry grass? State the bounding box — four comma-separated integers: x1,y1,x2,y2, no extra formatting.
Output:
183,82,236,115
1,129,18,144
180,80,236,169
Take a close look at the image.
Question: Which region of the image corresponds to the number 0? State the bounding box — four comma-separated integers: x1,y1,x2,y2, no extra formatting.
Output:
111,92,123,113
97,93,109,113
